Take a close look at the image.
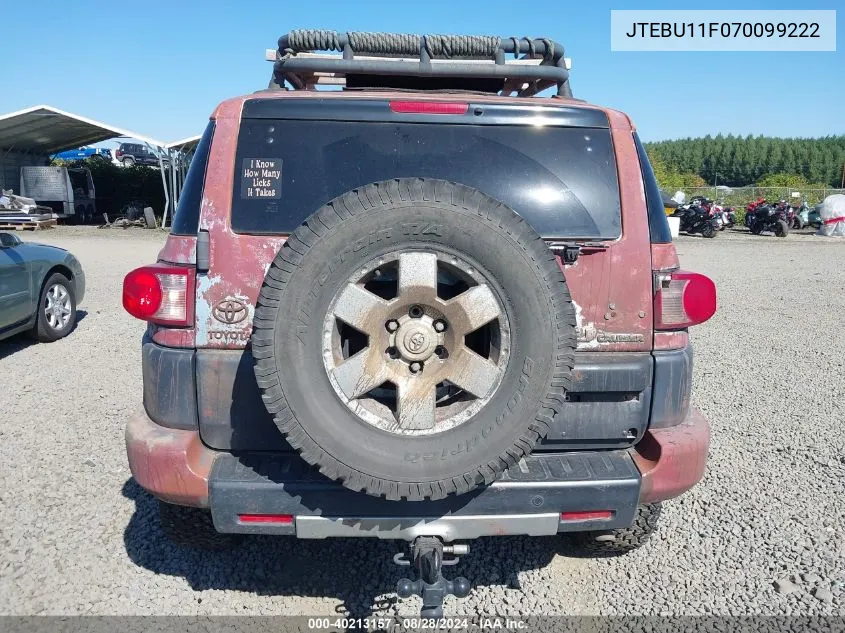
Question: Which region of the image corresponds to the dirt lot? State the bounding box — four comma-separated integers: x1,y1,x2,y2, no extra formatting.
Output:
0,226,843,616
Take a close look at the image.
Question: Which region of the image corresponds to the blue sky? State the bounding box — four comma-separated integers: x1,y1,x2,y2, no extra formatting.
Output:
0,0,840,143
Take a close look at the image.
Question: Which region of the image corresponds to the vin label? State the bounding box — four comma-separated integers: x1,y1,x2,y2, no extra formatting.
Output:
611,10,836,51
240,158,282,199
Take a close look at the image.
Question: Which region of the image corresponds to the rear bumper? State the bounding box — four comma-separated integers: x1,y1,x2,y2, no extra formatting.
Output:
125,407,710,536
208,449,642,539
125,410,216,508
634,408,710,504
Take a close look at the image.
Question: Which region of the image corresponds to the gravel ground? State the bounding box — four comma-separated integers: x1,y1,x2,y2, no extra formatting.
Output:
0,226,843,617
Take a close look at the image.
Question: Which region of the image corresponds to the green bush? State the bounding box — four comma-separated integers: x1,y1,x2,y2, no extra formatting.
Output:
756,173,829,190
51,157,166,220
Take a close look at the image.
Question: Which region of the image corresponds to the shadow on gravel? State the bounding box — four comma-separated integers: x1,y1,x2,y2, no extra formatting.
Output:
0,310,88,359
552,539,629,559
121,479,559,616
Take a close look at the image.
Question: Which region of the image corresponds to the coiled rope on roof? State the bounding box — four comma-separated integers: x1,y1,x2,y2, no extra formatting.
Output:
283,29,502,59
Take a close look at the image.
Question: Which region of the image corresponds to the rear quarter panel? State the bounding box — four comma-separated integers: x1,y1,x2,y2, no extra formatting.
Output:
563,110,653,352
194,100,283,348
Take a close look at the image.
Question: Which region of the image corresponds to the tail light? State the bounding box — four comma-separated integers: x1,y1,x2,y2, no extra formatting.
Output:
654,270,716,330
123,265,195,326
237,514,293,525
389,101,469,115
560,510,613,521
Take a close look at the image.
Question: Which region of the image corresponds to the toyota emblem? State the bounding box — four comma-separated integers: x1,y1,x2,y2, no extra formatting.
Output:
213,299,247,324
407,332,427,352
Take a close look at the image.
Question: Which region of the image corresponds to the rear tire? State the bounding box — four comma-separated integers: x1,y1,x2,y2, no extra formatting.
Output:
701,223,716,238
158,501,240,550
775,220,789,238
568,503,662,555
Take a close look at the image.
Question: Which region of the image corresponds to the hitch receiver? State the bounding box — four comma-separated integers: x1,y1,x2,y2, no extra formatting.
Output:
394,537,471,617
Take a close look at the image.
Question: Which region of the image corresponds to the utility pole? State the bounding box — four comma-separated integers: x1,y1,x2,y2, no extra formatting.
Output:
841,160,844,189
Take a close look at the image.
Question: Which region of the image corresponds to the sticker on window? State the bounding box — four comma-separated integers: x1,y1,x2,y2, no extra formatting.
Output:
240,158,282,199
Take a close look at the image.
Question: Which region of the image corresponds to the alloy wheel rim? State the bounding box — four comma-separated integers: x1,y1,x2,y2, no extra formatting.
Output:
321,249,510,436
44,284,71,331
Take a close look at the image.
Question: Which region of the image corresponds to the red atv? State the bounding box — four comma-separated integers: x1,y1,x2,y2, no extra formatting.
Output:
744,197,767,228
747,199,792,237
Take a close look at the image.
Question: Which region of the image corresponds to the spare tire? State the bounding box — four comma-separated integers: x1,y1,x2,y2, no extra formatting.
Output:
252,178,576,501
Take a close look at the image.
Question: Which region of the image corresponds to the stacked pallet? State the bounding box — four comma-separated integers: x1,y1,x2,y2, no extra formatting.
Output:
0,216,57,231
0,190,56,230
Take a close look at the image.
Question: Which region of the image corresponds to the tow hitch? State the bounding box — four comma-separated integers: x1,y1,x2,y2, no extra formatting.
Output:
394,537,471,617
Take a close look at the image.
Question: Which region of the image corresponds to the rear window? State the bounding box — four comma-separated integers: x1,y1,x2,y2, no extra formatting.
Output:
171,121,214,235
231,112,621,239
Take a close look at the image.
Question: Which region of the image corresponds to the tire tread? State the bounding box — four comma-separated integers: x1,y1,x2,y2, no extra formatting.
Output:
252,178,576,501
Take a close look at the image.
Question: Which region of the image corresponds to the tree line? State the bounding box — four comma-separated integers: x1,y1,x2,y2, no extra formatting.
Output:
645,134,845,189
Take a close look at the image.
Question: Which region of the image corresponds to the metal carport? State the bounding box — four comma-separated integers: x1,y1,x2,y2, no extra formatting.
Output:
0,105,184,225
161,134,202,227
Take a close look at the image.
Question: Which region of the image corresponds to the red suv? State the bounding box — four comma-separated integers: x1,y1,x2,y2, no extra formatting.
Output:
123,31,715,616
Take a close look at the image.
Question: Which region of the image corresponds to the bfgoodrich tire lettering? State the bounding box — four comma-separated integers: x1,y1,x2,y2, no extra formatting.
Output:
252,179,576,501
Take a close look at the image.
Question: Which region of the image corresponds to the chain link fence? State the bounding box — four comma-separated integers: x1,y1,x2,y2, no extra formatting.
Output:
678,186,844,208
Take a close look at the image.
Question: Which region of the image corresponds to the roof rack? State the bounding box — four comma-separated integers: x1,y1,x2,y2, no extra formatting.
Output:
268,30,573,98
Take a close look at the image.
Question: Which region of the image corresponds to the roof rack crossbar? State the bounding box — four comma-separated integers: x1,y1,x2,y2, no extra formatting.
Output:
274,30,572,98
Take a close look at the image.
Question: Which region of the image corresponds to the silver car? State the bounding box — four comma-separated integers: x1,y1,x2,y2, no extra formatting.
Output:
0,232,85,342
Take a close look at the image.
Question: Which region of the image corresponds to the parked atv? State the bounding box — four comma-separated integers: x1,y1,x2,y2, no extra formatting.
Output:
748,201,791,237
674,202,719,238
708,201,735,230
745,197,768,229
776,200,797,230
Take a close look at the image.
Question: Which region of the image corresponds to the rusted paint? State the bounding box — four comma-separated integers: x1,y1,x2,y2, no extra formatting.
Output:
562,112,654,352
191,104,286,349
158,235,197,265
654,331,689,350
125,410,215,507
632,407,710,504
650,242,680,272
149,324,196,348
